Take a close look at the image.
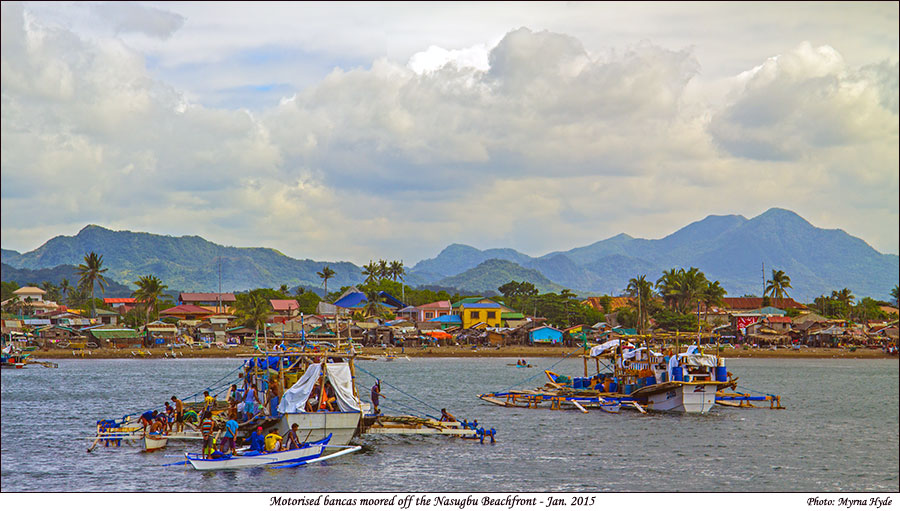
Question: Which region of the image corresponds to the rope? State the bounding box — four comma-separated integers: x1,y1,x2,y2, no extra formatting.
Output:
734,384,778,398
355,365,443,416
499,348,584,393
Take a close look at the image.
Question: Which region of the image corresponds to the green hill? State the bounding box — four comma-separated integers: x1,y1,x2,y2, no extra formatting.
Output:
435,259,569,296
1,225,362,293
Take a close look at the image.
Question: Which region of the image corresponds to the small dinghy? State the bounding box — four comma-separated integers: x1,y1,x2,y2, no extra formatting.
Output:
184,434,359,471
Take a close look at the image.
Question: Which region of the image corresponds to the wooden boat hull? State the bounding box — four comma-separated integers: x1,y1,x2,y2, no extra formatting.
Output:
630,381,718,413
185,435,331,471
143,434,168,452
277,411,361,445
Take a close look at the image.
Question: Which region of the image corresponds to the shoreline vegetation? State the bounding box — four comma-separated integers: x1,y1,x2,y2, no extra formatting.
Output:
29,345,895,360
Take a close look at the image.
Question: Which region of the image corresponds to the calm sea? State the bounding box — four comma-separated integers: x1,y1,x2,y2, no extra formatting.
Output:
1,356,897,493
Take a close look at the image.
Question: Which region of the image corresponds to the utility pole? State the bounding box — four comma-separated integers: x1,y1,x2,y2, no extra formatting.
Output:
761,262,765,299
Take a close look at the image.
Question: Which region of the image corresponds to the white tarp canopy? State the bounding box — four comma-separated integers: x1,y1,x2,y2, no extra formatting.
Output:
326,362,361,412
277,363,322,414
276,362,362,414
678,354,718,367
589,339,620,357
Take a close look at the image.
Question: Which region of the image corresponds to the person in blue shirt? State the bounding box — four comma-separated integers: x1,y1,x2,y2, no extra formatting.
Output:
219,417,239,455
247,426,265,452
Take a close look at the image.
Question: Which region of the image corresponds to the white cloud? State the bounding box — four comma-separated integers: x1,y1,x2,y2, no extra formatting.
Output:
1,2,898,264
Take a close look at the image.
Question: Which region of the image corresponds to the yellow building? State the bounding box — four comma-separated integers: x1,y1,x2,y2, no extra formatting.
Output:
460,303,503,329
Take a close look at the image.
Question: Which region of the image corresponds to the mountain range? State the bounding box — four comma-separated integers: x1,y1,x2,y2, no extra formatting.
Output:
2,208,897,301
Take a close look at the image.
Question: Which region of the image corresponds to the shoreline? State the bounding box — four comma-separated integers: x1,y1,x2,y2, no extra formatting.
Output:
22,345,897,360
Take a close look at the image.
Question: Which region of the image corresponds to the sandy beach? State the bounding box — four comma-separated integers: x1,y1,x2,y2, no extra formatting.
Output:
26,344,896,360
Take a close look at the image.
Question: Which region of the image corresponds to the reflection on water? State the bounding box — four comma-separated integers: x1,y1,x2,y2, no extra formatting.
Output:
1,356,897,492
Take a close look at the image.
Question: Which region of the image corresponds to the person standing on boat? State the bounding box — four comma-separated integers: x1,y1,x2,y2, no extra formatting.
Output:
171,396,184,433
242,385,258,422
220,416,239,455
200,411,215,458
370,380,385,415
266,385,279,418
440,408,456,422
140,410,157,433
203,390,215,415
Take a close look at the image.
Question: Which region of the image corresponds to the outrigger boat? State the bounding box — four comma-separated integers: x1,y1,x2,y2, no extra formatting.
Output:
184,433,360,471
90,343,492,453
480,337,781,415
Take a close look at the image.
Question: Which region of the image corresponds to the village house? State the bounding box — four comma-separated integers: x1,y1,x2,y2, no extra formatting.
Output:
529,325,563,344
418,300,453,322
178,292,236,314
459,302,503,329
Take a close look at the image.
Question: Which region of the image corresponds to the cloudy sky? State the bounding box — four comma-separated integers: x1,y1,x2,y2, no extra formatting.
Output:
2,1,898,265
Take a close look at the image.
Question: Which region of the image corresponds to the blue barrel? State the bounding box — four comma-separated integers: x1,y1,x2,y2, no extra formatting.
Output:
646,375,657,385
672,367,684,381
609,381,617,393
624,384,634,394
716,366,728,382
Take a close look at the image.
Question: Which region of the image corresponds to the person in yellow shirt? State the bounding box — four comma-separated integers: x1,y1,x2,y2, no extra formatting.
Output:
264,429,283,452
203,390,215,414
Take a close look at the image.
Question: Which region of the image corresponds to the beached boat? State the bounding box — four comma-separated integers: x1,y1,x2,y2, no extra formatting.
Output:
185,434,352,470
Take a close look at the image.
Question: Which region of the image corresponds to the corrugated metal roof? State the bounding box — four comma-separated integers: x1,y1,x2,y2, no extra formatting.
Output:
89,329,140,339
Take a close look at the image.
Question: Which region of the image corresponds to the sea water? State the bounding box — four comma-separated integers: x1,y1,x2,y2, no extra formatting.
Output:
1,356,897,492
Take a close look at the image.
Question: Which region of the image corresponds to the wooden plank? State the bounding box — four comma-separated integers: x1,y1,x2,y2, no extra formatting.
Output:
479,396,513,407
571,400,589,414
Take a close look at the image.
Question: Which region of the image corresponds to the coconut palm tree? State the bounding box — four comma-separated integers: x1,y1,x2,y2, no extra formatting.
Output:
377,259,389,280
59,278,71,306
77,252,109,318
317,266,336,296
626,275,654,334
655,268,681,311
361,261,379,285
701,280,727,324
235,293,272,332
363,288,387,318
132,275,170,325
278,284,290,295
891,284,899,308
831,288,855,308
764,270,792,308
389,260,406,303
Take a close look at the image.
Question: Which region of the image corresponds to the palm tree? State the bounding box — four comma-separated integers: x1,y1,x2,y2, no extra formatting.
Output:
361,261,379,285
132,275,170,325
363,288,387,318
278,284,290,295
676,267,708,314
891,284,899,308
656,269,681,311
626,275,653,334
765,269,793,308
77,252,109,318
701,280,727,324
831,288,855,308
235,293,272,333
377,259,389,280
59,278,71,306
317,266,336,296
390,260,406,303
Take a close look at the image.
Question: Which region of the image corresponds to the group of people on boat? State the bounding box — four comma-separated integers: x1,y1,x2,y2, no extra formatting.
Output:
516,359,529,367
200,420,307,459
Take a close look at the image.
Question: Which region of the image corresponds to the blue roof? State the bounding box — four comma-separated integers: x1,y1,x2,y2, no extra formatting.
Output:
431,314,462,323
459,302,501,309
334,292,366,308
377,291,407,309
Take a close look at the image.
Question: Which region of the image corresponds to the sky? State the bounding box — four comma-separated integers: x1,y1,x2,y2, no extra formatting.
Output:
2,1,898,265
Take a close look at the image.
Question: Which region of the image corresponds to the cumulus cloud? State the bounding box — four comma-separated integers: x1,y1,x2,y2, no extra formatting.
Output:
710,42,899,161
1,4,898,262
91,2,185,39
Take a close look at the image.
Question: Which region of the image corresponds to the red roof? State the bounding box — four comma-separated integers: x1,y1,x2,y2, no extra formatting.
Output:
722,297,806,310
160,304,212,316
179,293,236,302
419,300,451,309
270,299,300,311
765,316,793,323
